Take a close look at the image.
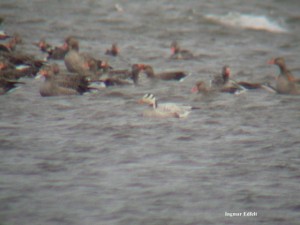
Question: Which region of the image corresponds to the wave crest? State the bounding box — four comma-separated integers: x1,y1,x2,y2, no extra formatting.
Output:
204,12,287,33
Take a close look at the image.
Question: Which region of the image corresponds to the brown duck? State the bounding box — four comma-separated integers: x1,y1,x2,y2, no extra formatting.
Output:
0,55,43,78
63,36,104,74
191,81,245,95
268,57,300,95
0,77,24,95
38,64,91,97
33,38,52,53
138,64,188,83
105,43,119,56
211,65,265,90
0,35,22,52
170,41,194,60
34,38,68,60
101,64,144,86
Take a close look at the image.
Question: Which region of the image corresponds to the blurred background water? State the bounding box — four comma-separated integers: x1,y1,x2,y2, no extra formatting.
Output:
0,0,300,224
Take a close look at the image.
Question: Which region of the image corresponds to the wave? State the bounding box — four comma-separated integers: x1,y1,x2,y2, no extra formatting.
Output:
204,12,287,33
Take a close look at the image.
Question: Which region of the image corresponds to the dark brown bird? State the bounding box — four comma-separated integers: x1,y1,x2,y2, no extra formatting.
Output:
139,64,188,82
211,65,264,91
0,77,24,95
33,38,52,53
0,48,44,67
105,43,119,56
47,46,68,60
191,80,245,95
0,56,42,78
0,35,21,52
191,81,211,94
170,41,194,60
99,64,144,86
211,65,231,88
34,38,68,60
38,64,92,97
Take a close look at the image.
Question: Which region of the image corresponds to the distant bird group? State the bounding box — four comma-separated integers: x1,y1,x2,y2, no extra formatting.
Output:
33,38,68,60
191,65,274,95
1,19,299,118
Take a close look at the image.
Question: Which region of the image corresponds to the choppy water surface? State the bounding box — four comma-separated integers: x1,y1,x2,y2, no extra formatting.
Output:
1,0,300,225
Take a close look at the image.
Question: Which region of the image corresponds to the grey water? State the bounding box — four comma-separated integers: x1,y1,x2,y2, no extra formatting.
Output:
0,0,300,224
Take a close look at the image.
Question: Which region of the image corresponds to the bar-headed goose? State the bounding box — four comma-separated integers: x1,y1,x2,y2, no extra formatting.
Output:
138,93,194,118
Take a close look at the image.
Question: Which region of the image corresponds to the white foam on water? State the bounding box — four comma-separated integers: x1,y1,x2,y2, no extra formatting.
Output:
204,12,288,33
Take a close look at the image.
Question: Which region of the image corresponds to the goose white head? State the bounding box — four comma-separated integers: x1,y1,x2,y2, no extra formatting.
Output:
138,93,158,108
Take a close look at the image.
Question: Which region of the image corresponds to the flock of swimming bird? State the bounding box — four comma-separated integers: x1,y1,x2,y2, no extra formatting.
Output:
1,23,300,118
